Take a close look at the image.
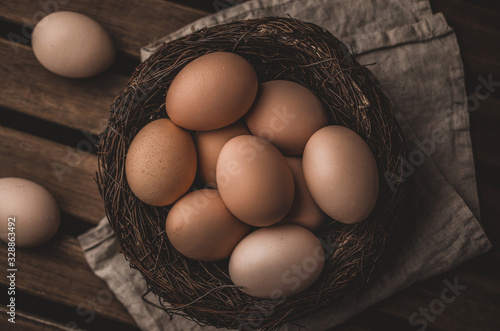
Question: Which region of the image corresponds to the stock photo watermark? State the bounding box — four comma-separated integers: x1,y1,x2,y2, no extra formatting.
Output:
64,288,114,330
384,127,448,192
51,80,161,182
6,216,17,324
385,72,499,192
466,74,500,112
408,277,468,330
51,118,108,182
236,234,338,330
7,0,71,53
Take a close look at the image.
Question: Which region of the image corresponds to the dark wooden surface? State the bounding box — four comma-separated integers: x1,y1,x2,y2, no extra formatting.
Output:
0,1,498,330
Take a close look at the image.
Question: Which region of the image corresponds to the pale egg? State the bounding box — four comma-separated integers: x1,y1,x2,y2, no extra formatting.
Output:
303,125,379,224
229,224,325,298
32,11,115,78
0,177,60,247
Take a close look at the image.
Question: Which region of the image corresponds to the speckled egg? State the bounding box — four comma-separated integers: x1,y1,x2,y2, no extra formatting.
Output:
125,119,197,206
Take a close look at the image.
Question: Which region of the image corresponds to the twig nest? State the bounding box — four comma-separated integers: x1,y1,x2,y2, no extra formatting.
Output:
97,17,406,330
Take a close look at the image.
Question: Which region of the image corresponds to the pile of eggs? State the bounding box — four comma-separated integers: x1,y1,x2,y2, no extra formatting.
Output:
125,52,379,299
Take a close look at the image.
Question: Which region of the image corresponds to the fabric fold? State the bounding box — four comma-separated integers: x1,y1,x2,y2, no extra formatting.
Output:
79,1,491,330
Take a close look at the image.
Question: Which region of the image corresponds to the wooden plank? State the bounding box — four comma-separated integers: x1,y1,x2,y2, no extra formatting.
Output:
0,307,70,331
460,0,500,12
168,0,250,13
0,38,126,135
0,126,104,224
0,0,209,59
470,96,500,169
3,233,496,331
330,325,373,331
1,104,495,233
1,10,498,160
431,0,500,78
478,184,500,247
371,255,500,331
0,234,136,326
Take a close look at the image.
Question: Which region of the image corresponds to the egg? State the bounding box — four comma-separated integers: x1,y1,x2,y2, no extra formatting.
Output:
0,178,60,247
32,11,115,78
303,125,379,224
125,119,197,206
229,224,325,298
194,121,250,187
165,189,250,261
165,52,258,131
279,157,326,230
245,80,328,155
216,135,294,227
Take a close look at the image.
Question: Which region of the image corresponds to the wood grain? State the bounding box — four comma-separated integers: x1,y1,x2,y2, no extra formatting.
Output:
0,38,126,135
478,184,500,247
470,96,500,169
460,0,500,11
0,0,209,59
0,1,498,329
0,234,135,326
371,256,500,331
1,234,498,330
0,307,70,331
431,0,500,78
0,125,104,224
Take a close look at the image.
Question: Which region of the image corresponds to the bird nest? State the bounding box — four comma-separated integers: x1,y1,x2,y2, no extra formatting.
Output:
97,16,406,330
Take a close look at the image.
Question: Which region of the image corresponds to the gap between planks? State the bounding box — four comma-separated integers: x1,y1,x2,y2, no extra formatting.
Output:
0,305,89,331
0,0,210,60
0,38,126,135
0,234,136,326
0,232,498,331
0,125,104,224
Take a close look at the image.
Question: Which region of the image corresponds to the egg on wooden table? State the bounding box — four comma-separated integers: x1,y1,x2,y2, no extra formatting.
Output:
194,121,250,188
229,224,325,299
245,80,328,155
216,135,294,227
32,11,115,78
165,189,251,261
0,177,60,247
303,125,379,224
125,119,197,206
166,52,258,131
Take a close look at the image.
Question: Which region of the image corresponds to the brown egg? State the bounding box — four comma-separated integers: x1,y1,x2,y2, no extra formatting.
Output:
216,135,294,227
245,80,328,155
279,157,326,230
303,125,379,224
194,121,250,187
166,189,251,261
0,177,60,247
32,11,115,78
166,52,258,131
125,119,197,206
229,224,325,299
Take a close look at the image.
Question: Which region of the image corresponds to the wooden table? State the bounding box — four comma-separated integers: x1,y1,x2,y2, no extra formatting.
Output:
0,1,498,330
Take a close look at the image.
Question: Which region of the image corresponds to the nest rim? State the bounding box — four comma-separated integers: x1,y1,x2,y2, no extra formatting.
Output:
97,16,406,330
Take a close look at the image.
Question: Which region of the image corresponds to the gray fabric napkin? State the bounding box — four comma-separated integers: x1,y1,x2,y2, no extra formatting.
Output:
78,0,492,330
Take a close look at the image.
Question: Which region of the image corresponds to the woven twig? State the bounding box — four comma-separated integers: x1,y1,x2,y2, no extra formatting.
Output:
97,17,406,330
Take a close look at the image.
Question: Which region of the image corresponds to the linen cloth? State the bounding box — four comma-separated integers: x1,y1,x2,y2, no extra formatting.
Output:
78,1,492,330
